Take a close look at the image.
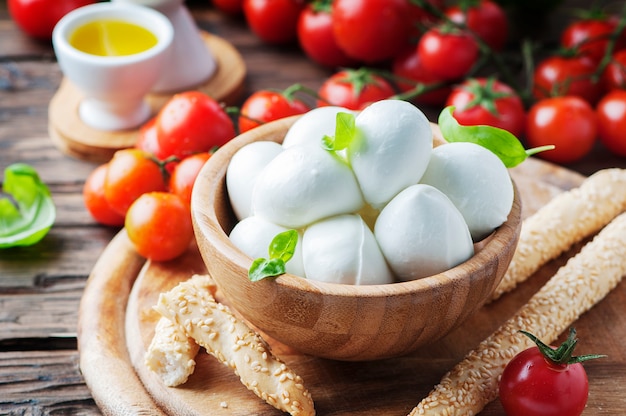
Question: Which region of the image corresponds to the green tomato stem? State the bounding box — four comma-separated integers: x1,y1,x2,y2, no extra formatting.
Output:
520,328,606,366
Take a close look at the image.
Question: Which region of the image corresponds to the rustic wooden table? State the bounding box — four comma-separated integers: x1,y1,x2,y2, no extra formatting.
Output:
2,1,626,415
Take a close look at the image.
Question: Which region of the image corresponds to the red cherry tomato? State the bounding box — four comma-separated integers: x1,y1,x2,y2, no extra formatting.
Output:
125,192,193,262
104,149,167,216
169,152,212,206
8,0,95,40
532,55,603,104
391,48,450,106
445,0,509,51
155,91,235,160
135,118,160,156
561,17,625,63
135,118,179,174
500,347,589,416
317,68,395,110
238,89,310,133
596,89,626,157
297,1,356,68
417,27,479,81
602,49,626,91
213,0,243,15
82,164,125,227
331,0,417,63
499,329,600,416
446,78,526,138
525,96,597,164
243,0,304,44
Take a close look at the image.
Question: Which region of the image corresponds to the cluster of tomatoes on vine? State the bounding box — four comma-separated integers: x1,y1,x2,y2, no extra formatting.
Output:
83,91,237,261
215,0,626,165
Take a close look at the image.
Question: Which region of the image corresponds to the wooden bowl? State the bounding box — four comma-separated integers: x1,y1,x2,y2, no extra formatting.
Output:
191,115,522,361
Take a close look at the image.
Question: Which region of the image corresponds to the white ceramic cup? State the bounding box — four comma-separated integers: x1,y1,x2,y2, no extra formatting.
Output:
52,2,174,131
113,0,217,93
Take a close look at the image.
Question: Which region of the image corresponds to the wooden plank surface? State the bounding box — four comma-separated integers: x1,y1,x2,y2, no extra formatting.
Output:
2,0,626,414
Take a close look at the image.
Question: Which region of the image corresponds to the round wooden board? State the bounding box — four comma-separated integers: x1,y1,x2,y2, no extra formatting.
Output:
81,158,626,416
48,31,246,163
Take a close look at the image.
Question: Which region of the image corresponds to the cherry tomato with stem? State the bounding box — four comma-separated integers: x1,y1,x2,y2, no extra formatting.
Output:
155,91,235,160
135,118,179,174
8,0,95,40
525,96,597,164
104,149,167,216
532,55,603,104
125,192,193,262
169,152,212,206
391,48,450,106
238,87,310,133
82,164,125,227
445,0,509,51
297,0,357,68
446,77,526,138
243,0,304,44
500,328,605,416
602,49,626,91
596,89,626,157
561,16,625,63
317,68,395,110
331,0,416,63
417,25,479,81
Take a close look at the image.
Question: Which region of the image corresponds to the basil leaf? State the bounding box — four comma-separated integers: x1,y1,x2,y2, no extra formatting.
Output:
248,258,287,282
268,229,298,264
248,229,298,282
0,163,56,248
322,112,359,151
438,106,553,168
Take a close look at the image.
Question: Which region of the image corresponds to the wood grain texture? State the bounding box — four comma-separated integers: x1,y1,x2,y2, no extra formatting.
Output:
77,230,164,416
0,350,98,415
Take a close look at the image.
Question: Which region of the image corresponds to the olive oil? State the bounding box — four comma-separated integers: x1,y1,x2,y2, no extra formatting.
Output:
69,19,158,57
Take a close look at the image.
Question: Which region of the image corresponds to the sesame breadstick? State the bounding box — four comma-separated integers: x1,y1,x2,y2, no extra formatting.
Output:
490,168,626,301
144,316,200,387
154,274,315,416
410,211,626,416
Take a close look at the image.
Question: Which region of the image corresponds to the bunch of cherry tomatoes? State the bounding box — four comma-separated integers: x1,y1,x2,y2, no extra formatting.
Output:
217,0,626,165
83,91,236,261
80,0,626,262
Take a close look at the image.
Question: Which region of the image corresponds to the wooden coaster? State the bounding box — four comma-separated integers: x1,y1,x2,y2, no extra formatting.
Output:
48,31,246,163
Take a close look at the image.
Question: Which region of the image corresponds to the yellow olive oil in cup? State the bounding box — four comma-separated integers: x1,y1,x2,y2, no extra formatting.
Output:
69,20,158,56
52,2,174,130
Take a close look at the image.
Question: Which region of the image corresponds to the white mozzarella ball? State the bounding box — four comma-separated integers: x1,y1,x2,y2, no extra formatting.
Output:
251,144,364,229
229,216,305,277
283,106,355,149
226,141,283,220
302,214,394,285
420,142,514,241
374,184,474,281
349,100,433,209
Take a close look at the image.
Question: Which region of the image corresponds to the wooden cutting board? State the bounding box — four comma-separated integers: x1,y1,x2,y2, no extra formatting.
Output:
77,158,626,415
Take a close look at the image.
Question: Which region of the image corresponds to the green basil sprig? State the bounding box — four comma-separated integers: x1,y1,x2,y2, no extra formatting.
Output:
248,229,298,282
0,163,56,248
321,111,359,152
438,106,554,168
